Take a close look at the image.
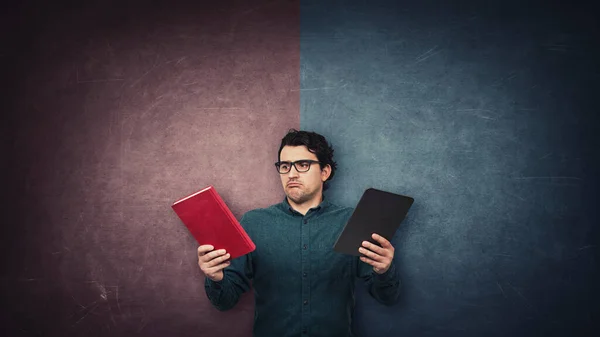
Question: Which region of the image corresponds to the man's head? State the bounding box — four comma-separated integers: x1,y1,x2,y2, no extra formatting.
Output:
275,129,337,205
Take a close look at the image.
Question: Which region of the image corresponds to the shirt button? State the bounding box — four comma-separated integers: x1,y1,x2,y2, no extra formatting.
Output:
303,244,307,250
303,300,308,305
303,219,307,224
303,272,307,277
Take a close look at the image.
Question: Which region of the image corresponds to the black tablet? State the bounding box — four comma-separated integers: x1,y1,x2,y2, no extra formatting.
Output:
333,188,414,256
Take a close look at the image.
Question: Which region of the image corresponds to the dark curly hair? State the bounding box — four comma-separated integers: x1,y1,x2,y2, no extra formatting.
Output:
277,129,337,191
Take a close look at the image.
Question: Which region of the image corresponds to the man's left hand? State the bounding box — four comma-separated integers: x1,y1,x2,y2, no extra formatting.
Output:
358,233,394,274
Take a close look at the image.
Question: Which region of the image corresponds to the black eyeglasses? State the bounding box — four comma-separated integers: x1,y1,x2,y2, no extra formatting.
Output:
275,160,322,174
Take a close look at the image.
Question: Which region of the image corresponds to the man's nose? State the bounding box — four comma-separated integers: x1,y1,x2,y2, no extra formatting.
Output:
287,165,300,178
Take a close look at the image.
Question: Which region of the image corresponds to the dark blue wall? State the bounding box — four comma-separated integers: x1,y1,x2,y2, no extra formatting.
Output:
300,1,598,336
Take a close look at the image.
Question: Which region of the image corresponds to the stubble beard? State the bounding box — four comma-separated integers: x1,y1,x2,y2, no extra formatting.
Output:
286,186,315,205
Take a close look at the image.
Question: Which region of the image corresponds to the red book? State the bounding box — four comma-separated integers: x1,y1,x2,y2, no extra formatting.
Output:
171,185,255,260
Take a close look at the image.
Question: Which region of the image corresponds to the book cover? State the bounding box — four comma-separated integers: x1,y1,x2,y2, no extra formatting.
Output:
171,185,256,260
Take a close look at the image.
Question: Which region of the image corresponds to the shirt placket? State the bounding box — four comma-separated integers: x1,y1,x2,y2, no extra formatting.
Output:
301,213,310,336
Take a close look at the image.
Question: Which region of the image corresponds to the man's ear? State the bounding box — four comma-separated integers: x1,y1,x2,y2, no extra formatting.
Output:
321,164,332,181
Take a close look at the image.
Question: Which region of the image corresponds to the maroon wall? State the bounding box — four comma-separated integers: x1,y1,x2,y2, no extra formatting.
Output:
3,1,299,336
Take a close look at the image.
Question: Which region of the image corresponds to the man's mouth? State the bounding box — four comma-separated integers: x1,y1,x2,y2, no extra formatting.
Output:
287,182,301,187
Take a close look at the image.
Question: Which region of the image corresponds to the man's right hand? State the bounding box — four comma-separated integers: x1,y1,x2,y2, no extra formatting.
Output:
198,245,231,282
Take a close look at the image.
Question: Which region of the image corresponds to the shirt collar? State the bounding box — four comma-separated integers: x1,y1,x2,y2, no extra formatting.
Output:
281,195,331,215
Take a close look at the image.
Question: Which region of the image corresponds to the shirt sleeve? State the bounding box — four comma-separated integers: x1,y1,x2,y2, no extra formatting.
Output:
355,256,401,306
204,214,255,311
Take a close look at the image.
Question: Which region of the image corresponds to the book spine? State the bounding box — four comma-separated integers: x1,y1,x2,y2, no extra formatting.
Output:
210,188,254,248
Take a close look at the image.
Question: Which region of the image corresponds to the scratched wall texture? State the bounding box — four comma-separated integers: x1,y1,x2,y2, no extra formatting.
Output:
300,0,598,336
3,0,298,336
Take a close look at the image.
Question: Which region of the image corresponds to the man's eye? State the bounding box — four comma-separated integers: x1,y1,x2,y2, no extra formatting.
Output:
298,161,310,168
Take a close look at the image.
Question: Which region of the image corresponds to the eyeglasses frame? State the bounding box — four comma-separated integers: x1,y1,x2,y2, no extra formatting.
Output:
274,159,323,174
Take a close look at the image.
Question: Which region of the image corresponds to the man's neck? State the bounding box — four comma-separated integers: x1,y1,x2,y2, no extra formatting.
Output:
287,194,323,216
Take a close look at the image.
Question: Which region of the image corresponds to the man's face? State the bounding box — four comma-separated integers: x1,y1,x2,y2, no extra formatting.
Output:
278,145,331,205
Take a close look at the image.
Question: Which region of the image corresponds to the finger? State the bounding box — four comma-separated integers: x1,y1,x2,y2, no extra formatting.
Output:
358,247,386,262
204,261,231,274
371,233,393,248
361,240,386,256
198,245,214,256
359,256,388,270
205,253,231,267
200,249,227,262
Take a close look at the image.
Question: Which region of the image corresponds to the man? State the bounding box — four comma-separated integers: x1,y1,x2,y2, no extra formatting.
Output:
198,129,401,337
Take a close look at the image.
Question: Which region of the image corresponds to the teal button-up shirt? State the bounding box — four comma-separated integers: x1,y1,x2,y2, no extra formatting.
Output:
204,196,401,337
